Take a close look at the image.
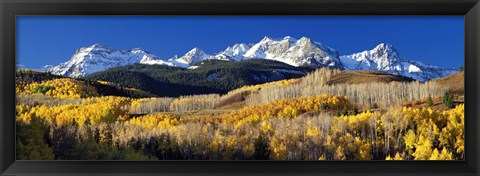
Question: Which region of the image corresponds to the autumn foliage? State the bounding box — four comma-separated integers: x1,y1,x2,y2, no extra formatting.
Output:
15,70,464,160
18,78,98,98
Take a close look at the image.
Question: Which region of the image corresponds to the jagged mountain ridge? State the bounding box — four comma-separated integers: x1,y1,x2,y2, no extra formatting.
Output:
242,36,343,69
339,43,457,81
40,36,457,81
48,44,175,78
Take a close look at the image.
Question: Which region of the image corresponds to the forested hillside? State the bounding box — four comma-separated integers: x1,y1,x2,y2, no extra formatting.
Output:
16,70,156,98
84,59,315,97
15,67,464,160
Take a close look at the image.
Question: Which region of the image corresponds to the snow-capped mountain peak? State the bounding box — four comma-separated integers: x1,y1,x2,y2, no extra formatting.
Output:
172,47,212,65
283,36,296,40
242,36,343,68
297,36,311,42
41,37,457,82
48,44,169,78
129,48,151,54
227,43,250,55
260,36,273,43
78,43,115,53
340,43,402,71
189,47,202,53
216,43,252,61
339,43,457,81
373,43,394,51
371,43,401,59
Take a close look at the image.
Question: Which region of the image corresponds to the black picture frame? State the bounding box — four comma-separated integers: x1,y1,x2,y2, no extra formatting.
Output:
1,0,479,176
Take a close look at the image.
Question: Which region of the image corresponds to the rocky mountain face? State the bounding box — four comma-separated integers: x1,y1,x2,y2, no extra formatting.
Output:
242,36,343,69
47,44,173,78
214,43,251,61
39,37,457,81
339,43,457,81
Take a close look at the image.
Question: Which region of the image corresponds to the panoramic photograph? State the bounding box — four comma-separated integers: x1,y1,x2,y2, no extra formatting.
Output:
15,16,464,160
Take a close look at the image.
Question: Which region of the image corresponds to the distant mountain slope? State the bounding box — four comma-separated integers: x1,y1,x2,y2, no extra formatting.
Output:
429,71,464,95
326,70,415,85
84,59,315,97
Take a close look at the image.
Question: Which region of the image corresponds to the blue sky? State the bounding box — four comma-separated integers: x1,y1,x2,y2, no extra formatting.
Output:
17,16,464,69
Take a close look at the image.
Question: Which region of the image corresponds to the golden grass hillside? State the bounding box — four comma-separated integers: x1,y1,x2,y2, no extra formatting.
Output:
326,70,415,85
430,71,464,95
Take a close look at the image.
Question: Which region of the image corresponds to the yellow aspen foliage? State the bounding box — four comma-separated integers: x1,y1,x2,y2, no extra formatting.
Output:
448,104,464,155
394,152,404,160
412,136,433,160
430,148,454,160
225,78,300,96
222,94,353,129
16,96,129,126
325,135,333,148
15,75,464,162
22,78,98,99
306,126,320,138
334,146,346,160
260,121,273,134
404,130,416,152
125,113,180,130
386,153,404,160
272,142,287,160
439,148,454,160
455,136,465,155
358,143,371,160
429,148,441,160
209,140,220,152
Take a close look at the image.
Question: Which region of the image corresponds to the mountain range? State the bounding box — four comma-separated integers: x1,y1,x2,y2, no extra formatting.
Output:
34,36,458,82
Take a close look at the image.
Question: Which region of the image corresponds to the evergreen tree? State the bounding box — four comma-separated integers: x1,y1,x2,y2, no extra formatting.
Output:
253,135,270,160
443,90,454,108
427,96,433,107
16,116,55,160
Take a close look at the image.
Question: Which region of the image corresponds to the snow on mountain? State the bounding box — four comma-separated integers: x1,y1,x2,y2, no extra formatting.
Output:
48,44,169,78
339,43,457,82
170,47,212,66
36,65,55,72
16,64,54,72
212,43,252,61
243,36,343,69
41,37,457,81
